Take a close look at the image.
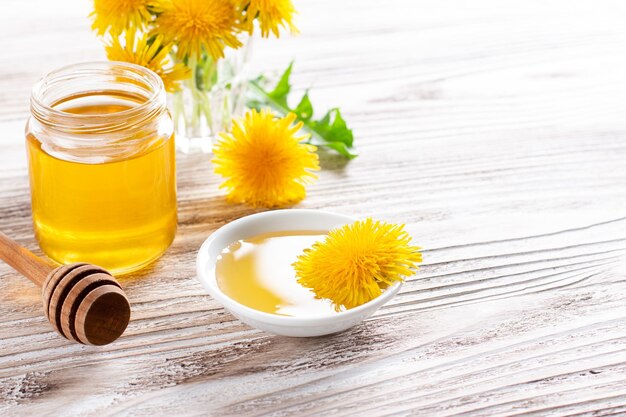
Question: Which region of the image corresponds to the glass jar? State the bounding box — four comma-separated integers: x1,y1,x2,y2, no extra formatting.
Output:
26,62,177,275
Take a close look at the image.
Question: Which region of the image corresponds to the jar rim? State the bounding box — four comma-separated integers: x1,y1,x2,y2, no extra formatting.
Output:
30,61,165,125
28,61,172,164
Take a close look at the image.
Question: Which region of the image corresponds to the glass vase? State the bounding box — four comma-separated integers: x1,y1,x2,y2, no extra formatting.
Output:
169,39,252,154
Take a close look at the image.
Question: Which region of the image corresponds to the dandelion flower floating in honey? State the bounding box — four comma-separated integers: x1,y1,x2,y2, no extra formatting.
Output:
239,0,298,38
154,0,243,61
213,108,319,208
293,219,422,310
90,0,154,36
105,30,191,93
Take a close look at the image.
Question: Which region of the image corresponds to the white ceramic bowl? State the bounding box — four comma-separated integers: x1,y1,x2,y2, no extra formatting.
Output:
196,209,402,337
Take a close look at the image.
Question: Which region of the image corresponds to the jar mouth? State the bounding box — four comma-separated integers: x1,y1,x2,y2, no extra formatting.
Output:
31,61,164,127
28,61,172,163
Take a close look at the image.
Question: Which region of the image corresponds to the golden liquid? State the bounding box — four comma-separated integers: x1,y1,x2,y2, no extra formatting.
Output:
27,104,177,274
216,231,342,317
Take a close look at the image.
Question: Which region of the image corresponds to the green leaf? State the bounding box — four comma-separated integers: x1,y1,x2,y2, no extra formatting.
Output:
294,92,313,121
311,109,353,147
268,61,293,107
247,61,357,159
329,110,354,147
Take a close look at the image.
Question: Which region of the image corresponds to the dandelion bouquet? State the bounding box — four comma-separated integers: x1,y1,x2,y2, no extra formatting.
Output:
91,0,357,207
90,0,297,152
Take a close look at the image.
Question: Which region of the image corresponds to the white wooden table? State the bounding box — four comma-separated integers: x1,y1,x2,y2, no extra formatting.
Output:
1,0,626,415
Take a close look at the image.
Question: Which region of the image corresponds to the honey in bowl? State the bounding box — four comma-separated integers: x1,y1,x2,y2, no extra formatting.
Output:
215,231,342,317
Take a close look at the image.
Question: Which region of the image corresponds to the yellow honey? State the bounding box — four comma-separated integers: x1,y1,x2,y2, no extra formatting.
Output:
26,62,177,274
26,122,176,273
216,231,342,317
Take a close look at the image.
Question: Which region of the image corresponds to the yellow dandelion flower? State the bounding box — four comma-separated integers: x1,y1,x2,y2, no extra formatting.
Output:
239,0,298,38
213,108,319,208
294,219,422,310
90,0,154,36
105,30,191,93
154,0,243,61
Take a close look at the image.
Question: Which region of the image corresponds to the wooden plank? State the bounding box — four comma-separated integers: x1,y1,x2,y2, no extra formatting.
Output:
1,0,626,415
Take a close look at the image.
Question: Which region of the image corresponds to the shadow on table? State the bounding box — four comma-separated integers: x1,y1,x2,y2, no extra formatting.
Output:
318,147,353,173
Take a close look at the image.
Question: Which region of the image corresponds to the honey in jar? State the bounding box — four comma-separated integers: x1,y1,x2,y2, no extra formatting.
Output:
26,62,177,274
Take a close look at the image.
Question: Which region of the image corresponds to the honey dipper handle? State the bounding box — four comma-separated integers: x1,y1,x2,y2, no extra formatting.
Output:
0,231,54,287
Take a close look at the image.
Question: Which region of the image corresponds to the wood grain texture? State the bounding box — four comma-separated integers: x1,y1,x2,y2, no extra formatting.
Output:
1,0,626,415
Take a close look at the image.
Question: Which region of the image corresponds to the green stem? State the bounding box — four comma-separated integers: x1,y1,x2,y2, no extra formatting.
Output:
178,54,220,138
187,56,201,131
197,55,217,131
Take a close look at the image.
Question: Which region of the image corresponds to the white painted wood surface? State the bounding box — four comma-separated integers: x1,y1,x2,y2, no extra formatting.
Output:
1,0,626,415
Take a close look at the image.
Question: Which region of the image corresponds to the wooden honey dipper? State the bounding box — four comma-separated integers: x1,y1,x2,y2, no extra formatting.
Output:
0,231,130,345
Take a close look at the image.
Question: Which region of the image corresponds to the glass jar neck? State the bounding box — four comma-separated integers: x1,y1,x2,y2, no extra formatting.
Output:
29,62,170,163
